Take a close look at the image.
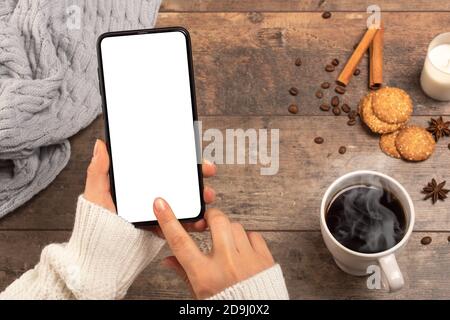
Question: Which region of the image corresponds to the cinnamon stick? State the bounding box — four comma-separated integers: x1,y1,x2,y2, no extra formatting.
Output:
369,22,384,89
336,27,378,87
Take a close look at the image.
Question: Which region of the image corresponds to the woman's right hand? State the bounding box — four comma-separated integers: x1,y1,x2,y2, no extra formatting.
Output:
153,198,275,299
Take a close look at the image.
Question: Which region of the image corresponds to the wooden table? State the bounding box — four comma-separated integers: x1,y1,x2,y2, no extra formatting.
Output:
1,1,450,299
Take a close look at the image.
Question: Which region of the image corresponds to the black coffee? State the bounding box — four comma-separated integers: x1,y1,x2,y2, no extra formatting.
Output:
326,185,406,254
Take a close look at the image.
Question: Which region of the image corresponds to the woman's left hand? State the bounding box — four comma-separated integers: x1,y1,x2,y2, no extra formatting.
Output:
83,139,216,233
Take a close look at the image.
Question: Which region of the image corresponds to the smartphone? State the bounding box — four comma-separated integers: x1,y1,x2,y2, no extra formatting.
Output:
96,27,204,226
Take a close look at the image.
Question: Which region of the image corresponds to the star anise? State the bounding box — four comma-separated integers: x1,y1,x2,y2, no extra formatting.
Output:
422,178,449,204
427,116,450,142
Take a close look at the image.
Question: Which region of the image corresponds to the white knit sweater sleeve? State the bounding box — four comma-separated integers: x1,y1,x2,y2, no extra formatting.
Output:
0,196,289,300
209,264,289,300
0,195,165,300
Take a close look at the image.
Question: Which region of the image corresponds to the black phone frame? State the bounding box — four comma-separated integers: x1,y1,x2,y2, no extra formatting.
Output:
96,27,205,227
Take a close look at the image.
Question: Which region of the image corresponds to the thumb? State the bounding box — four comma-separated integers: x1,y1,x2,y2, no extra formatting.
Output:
84,139,116,213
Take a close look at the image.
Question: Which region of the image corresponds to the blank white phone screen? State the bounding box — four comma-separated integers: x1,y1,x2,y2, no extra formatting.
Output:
100,30,202,223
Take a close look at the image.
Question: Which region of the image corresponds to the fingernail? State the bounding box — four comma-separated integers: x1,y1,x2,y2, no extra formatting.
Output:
154,198,167,213
93,139,100,158
204,159,214,166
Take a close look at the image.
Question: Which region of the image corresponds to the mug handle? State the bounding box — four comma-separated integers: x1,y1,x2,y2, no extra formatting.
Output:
378,254,404,292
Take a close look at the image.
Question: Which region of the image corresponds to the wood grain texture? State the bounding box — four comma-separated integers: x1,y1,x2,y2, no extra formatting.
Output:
0,231,449,299
1,8,450,300
1,116,449,231
160,0,450,12
155,12,450,116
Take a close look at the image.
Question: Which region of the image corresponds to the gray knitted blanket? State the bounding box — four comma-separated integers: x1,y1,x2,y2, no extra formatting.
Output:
0,0,161,218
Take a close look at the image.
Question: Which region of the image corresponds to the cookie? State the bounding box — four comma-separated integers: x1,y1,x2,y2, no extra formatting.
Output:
380,131,401,159
395,126,436,161
372,87,413,124
359,92,405,134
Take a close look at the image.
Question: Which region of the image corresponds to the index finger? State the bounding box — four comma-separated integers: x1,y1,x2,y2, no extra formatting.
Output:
153,198,204,271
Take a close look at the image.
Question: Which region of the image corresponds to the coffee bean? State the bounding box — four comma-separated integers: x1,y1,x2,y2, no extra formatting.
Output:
322,11,332,19
332,58,339,66
447,235,450,242
448,143,450,150
288,104,298,114
320,104,330,111
314,137,324,144
338,146,347,154
348,110,358,119
315,90,324,99
321,82,330,89
347,119,356,126
289,87,299,96
332,106,341,116
421,236,432,245
295,58,302,66
325,64,335,72
335,86,346,95
341,103,350,113
331,96,339,107
353,68,361,76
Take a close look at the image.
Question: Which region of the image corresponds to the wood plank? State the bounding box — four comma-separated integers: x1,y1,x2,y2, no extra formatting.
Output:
201,116,450,232
155,12,450,115
1,116,449,231
160,0,450,12
0,231,449,299
134,232,450,299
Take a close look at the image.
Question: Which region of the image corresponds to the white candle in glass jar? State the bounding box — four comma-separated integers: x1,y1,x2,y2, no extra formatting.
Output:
420,32,450,101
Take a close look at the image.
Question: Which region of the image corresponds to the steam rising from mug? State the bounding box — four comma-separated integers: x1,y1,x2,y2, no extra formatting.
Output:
326,183,406,254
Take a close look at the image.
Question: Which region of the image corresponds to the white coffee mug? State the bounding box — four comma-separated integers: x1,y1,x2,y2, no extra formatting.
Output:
320,170,415,292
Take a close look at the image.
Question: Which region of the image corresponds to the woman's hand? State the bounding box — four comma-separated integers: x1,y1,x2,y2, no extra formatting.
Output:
153,198,275,299
83,139,276,299
83,139,217,232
